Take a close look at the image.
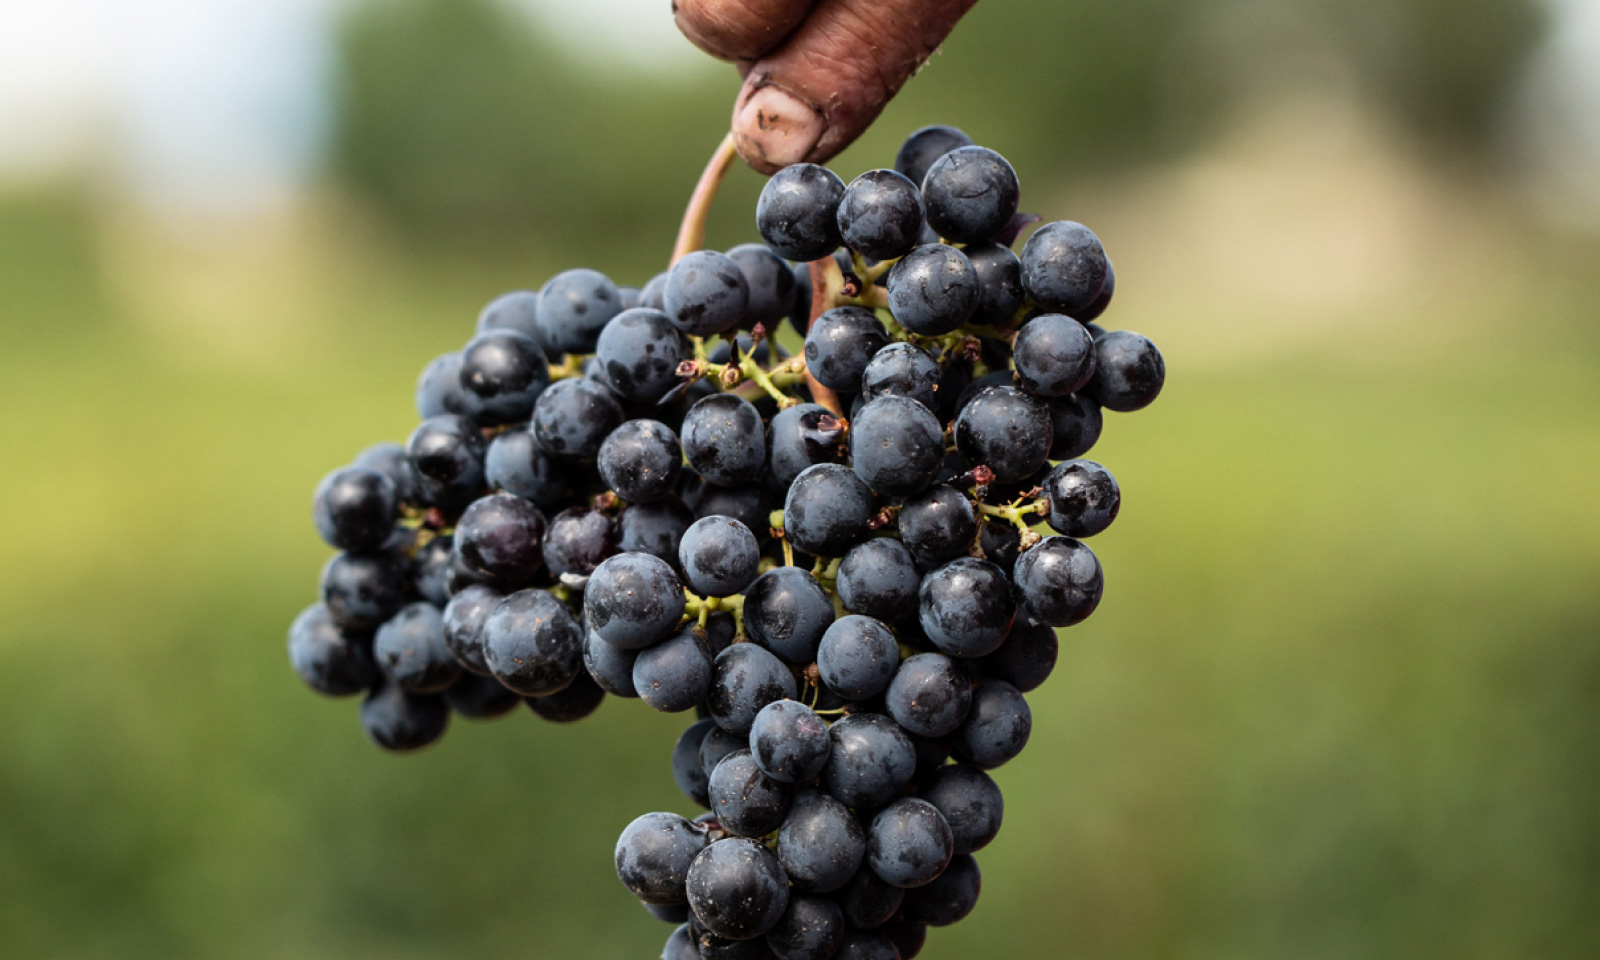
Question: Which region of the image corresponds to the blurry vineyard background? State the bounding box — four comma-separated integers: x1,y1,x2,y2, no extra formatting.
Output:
1,0,1598,958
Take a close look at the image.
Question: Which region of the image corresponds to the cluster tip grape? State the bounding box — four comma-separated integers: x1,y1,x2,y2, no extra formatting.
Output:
288,122,1166,960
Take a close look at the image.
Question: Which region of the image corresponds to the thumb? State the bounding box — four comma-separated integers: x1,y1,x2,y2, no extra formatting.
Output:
730,0,978,175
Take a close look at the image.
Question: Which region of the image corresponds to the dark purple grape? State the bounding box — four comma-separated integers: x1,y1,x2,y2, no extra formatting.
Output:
838,169,925,261
618,498,695,569
836,539,920,624
974,614,1056,693
895,125,973,188
964,241,1026,328
360,678,449,752
1077,257,1115,322
921,146,1019,244
1042,459,1120,538
885,653,971,738
727,243,798,329
526,669,606,722
667,250,750,337
459,330,549,425
1046,394,1103,461
900,854,980,926
664,924,699,960
834,866,904,929
374,602,461,693
952,679,1031,769
616,812,711,905
953,386,1052,484
674,718,718,808
313,466,397,553
320,550,409,631
700,726,747,781
640,271,669,310
584,552,685,650
683,394,767,487
476,290,546,351
804,307,889,393
692,485,772,545
1019,221,1108,316
598,419,683,504
783,463,877,559
542,507,618,580
917,765,1003,855
538,268,622,354
822,713,916,810
287,602,377,696
480,588,583,696
766,403,847,492
595,307,692,404
757,164,846,262
744,566,835,665
749,699,830,783
635,624,714,714
849,396,944,497
886,243,980,336
441,583,499,675
1013,535,1103,627
406,414,487,510
583,628,640,698
765,893,844,960
485,428,575,511
455,492,546,582
530,377,624,459
686,838,790,940
1083,330,1164,412
777,789,866,893
897,485,978,567
978,520,1021,573
411,533,453,605
679,516,761,598
415,352,483,421
1013,313,1096,397
918,558,1015,658
710,749,794,837
443,672,522,720
859,342,940,412
865,797,954,888
816,615,900,701
708,643,798,737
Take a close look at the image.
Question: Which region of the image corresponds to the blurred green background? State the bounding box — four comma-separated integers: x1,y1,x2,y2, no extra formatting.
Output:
0,0,1597,957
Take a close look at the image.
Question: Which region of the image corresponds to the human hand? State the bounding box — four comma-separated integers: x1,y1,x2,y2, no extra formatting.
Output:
675,0,979,174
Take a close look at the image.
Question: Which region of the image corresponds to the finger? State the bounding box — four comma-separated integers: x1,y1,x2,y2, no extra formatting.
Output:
731,0,978,174
674,0,817,63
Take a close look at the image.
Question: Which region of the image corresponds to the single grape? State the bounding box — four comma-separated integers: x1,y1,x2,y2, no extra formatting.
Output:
666,250,750,337
480,588,584,696
906,729,952,786
455,492,546,582
360,678,449,752
640,271,669,310
415,352,483,421
953,386,1052,484
583,628,640,698
709,749,794,837
917,765,1003,855
783,463,877,559
634,624,714,714
584,552,685,650
1046,393,1103,461
897,485,979,567
835,539,920,624
1077,257,1116,322
1012,313,1097,398
1013,535,1103,627
866,797,954,888
881,919,928,959
821,713,917,810
727,243,798,330
485,428,575,511
374,602,461,693
683,394,767,487
900,854,980,926
411,533,453,605
443,672,522,720
978,520,1021,574
320,551,409,631
859,342,940,412
849,396,944,497
595,307,692,405
691,485,772,545
526,669,606,722
949,368,1009,420
287,602,377,696
680,516,761,598
598,419,683,504
838,169,925,261
964,241,1026,328
700,725,747,781
777,788,866,893
765,894,844,960
406,414,487,510
1042,459,1120,538
708,643,798,737
674,717,718,808
885,653,972,739
886,244,979,336
1083,330,1165,412
530,377,624,459
616,812,711,905
766,403,847,492
834,866,905,929
313,467,397,554
973,613,1057,693
918,558,1015,658
538,268,622,355
542,507,618,580
744,566,835,665
816,615,900,701
476,289,545,349
757,163,846,262
664,925,699,960
749,699,830,783
459,330,550,425
440,583,499,675
921,146,1019,244
803,307,889,393
1019,220,1108,316
952,679,1031,769
617,498,695,570
895,124,974,188
686,838,791,941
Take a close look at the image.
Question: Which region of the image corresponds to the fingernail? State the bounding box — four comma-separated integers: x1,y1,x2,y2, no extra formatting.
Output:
734,86,825,170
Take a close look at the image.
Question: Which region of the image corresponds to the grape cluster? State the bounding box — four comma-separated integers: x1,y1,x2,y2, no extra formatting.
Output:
287,124,1164,959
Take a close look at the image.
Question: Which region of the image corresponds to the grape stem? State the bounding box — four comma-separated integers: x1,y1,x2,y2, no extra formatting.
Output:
671,132,740,266
546,356,584,380
738,349,804,409
979,497,1048,537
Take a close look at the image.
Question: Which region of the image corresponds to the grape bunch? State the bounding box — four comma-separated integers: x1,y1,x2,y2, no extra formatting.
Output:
287,124,1164,960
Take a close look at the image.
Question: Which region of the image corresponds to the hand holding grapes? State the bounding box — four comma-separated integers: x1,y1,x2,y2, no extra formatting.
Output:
674,0,980,173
